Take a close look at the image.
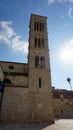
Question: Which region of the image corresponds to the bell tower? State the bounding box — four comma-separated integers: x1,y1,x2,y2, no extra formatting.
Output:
28,14,54,123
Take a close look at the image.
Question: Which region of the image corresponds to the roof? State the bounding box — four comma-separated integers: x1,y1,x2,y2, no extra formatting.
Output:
0,61,28,65
53,89,73,99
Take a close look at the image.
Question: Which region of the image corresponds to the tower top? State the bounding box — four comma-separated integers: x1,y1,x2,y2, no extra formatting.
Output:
29,14,47,32
30,14,47,20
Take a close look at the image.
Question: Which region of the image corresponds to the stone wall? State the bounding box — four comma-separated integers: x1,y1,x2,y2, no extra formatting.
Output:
5,75,28,87
0,62,28,74
53,90,73,118
0,84,54,123
0,65,4,81
0,86,30,122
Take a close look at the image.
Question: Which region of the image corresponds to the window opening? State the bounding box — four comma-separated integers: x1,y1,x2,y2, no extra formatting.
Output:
39,78,41,88
42,38,45,48
35,56,39,68
40,57,45,68
34,37,37,47
9,65,14,69
3,78,11,84
40,23,41,31
42,23,44,31
34,22,36,30
37,22,39,31
38,38,41,48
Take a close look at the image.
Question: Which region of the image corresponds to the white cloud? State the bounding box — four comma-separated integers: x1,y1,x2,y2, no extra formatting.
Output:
12,36,28,53
0,21,28,53
47,0,73,18
65,0,73,3
68,5,73,18
48,0,73,4
48,0,55,5
59,38,73,63
68,5,72,16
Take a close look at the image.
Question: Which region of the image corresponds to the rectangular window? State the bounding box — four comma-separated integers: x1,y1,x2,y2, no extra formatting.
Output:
9,65,14,69
39,78,41,88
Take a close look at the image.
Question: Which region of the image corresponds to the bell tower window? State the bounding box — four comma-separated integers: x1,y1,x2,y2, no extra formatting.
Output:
42,23,44,31
42,38,45,48
34,22,36,30
40,23,42,31
38,38,41,48
40,57,45,68
35,56,39,68
34,37,37,47
37,22,39,31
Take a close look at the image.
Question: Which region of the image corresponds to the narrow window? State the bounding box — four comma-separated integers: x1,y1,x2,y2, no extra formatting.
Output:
37,22,39,31
40,57,45,68
40,22,41,31
38,38,41,48
42,23,44,31
35,56,39,68
42,38,45,48
34,37,37,47
39,78,41,88
34,22,36,30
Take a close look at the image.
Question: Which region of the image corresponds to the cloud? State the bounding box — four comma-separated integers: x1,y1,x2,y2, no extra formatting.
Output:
68,5,73,18
48,0,73,18
48,0,55,5
0,21,28,53
59,38,73,63
48,0,73,4
65,0,73,3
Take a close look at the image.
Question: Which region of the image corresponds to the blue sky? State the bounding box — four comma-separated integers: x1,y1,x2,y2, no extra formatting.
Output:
0,0,73,90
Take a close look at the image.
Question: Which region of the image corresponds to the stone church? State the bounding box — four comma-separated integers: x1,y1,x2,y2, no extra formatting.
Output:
0,14,54,123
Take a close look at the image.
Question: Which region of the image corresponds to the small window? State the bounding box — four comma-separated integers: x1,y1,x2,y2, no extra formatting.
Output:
9,65,14,69
39,78,41,88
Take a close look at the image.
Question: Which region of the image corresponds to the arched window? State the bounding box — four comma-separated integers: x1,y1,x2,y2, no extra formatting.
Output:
35,56,39,68
42,23,44,31
34,22,36,30
40,22,42,31
42,38,45,48
3,78,11,84
40,57,45,68
34,37,37,47
37,22,39,31
38,38,41,48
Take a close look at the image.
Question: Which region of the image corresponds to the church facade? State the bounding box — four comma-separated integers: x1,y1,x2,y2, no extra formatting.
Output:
0,14,54,123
